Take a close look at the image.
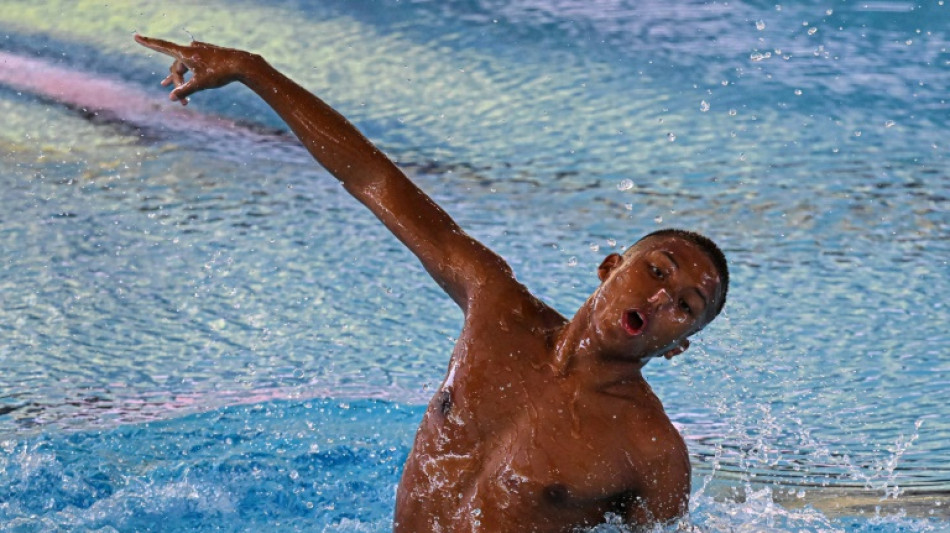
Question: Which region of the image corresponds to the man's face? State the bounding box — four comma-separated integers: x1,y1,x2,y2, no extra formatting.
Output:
588,236,723,361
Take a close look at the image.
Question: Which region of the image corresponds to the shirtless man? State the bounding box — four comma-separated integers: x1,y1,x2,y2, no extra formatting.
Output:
135,35,729,532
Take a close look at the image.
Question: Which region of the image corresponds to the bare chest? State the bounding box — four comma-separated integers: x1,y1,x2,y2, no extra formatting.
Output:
406,344,680,529
396,304,688,531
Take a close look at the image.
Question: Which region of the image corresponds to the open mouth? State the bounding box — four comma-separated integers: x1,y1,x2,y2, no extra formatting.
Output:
622,309,646,336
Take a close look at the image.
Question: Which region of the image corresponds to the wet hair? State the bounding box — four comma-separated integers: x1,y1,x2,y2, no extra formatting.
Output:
629,228,729,317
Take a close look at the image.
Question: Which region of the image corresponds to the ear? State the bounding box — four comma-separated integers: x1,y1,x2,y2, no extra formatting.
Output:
597,253,623,282
662,339,690,360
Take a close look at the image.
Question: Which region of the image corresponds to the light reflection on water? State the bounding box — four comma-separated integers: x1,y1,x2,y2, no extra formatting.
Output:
0,0,948,529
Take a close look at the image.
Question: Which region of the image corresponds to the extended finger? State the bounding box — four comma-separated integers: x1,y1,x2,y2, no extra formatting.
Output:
134,34,187,58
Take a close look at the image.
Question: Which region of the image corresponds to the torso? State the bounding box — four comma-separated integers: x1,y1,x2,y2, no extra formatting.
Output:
394,283,689,532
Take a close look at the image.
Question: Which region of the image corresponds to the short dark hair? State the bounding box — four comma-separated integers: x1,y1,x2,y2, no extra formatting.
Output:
631,228,729,317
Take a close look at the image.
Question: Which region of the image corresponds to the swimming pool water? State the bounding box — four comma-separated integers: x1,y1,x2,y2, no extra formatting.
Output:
1,398,944,532
0,0,947,530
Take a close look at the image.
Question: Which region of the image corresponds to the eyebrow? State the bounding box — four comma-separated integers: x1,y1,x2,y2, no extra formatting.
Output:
661,250,679,268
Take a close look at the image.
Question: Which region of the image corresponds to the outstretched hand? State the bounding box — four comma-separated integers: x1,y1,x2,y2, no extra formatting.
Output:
134,34,253,105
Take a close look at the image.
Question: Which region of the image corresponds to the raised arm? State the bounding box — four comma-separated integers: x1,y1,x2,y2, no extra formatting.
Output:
135,35,515,311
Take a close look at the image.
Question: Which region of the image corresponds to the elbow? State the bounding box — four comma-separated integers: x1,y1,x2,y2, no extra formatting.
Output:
346,165,403,203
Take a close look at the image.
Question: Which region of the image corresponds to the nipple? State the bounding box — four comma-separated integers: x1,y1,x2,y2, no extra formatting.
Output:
543,484,570,505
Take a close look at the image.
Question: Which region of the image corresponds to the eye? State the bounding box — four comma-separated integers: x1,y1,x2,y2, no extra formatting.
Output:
649,264,664,279
679,299,693,316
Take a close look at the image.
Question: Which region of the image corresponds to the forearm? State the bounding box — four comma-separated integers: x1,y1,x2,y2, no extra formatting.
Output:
235,54,509,305
238,54,395,192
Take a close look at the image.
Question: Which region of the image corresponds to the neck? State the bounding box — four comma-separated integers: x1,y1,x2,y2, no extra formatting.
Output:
553,300,647,386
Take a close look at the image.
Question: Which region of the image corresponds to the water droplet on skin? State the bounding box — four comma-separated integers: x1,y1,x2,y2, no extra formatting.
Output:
667,132,676,142
700,100,710,112
755,20,766,30
617,178,635,191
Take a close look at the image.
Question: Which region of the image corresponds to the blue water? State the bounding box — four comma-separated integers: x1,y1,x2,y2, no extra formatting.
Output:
1,399,943,532
1,399,418,531
0,0,948,530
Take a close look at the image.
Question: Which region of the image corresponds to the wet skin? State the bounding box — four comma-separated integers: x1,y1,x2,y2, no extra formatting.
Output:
134,36,724,532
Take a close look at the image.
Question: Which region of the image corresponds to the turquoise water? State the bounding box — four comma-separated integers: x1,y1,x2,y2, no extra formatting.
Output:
0,0,948,530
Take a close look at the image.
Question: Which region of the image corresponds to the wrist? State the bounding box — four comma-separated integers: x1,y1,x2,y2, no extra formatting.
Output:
236,52,270,89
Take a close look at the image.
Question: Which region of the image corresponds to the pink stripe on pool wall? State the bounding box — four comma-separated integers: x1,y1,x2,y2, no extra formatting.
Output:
0,49,287,144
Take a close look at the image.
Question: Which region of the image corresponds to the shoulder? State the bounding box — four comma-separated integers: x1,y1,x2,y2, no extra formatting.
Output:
638,406,690,477
635,414,691,511
465,274,561,326
618,418,691,524
614,397,690,494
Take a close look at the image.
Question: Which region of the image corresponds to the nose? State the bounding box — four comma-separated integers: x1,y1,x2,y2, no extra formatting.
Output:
648,287,673,307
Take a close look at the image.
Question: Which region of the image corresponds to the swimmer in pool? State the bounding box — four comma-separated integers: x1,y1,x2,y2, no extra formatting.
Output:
135,35,728,532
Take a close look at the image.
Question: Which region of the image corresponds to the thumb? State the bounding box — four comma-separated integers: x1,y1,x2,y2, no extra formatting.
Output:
663,339,690,359
170,78,198,104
